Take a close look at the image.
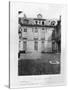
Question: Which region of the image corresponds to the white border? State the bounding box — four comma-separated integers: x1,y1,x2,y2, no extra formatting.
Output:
10,1,67,88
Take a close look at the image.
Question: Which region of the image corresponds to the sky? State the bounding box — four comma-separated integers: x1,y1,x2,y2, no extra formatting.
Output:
17,2,64,20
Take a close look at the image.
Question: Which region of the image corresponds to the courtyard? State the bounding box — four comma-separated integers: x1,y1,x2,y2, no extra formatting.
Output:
18,53,60,75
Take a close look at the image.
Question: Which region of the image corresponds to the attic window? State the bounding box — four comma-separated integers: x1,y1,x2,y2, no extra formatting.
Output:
37,14,42,19
42,21,44,25
35,21,37,24
51,21,55,26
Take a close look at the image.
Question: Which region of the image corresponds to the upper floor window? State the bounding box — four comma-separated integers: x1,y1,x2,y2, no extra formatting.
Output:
23,37,27,40
23,19,29,24
37,14,42,19
39,21,41,25
34,38,38,40
24,28,27,32
34,40,38,50
42,27,44,30
41,38,45,41
42,39,45,43
51,21,55,26
35,27,38,32
23,41,27,51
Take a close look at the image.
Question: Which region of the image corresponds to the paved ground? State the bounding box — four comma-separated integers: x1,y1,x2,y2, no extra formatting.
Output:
20,52,60,62
18,53,61,75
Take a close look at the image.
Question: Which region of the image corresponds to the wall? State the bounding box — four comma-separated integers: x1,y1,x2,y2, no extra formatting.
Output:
19,26,54,53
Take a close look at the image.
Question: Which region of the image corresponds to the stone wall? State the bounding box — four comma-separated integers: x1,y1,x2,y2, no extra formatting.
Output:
19,26,54,53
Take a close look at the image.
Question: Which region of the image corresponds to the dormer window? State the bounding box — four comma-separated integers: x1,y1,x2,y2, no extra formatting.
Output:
37,13,42,19
42,21,44,25
51,21,55,26
35,21,37,24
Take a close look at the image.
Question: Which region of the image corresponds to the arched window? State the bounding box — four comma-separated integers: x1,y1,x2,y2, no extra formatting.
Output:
35,21,37,24
38,20,41,25
42,21,44,25
51,21,55,26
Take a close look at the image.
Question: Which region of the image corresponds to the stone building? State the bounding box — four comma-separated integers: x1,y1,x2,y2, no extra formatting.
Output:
18,13,61,57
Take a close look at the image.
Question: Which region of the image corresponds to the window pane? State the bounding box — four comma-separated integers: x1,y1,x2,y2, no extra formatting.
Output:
42,27,44,30
34,40,38,50
35,21,37,24
35,27,38,32
23,41,27,51
24,28,27,32
42,21,44,25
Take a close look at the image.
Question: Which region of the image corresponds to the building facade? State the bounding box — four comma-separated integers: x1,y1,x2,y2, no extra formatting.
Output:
18,14,61,56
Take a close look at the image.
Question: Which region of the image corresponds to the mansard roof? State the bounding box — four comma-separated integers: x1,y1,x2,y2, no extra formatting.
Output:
18,14,61,27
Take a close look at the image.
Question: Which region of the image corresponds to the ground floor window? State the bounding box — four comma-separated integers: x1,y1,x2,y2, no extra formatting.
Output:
23,40,27,52
41,40,45,52
34,40,38,51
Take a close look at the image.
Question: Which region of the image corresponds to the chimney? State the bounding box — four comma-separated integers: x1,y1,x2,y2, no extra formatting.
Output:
59,16,61,21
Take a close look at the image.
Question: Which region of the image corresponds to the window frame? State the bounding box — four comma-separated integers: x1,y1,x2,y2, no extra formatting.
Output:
24,28,27,32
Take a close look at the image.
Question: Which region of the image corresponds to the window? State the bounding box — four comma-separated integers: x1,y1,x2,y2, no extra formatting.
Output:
23,37,27,40
39,21,41,25
35,27,38,32
34,40,38,50
42,21,44,25
24,28,27,32
51,21,55,26
42,27,44,30
23,41,27,51
34,37,38,40
35,21,37,24
41,37,45,40
18,25,22,34
24,19,29,24
41,40,45,53
42,39,44,43
34,38,38,50
18,30,22,39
